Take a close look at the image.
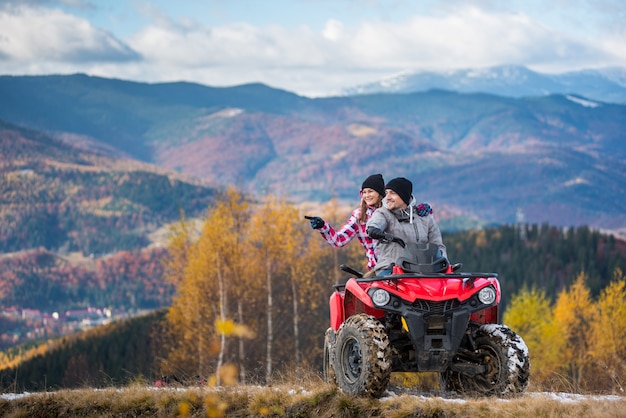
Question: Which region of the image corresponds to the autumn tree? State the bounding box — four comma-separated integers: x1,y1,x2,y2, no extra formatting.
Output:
195,188,240,384
272,200,333,370
162,212,196,287
210,188,258,384
294,230,335,366
162,236,216,378
550,272,596,391
163,187,253,382
502,287,552,382
589,269,626,392
273,201,305,367
248,196,291,384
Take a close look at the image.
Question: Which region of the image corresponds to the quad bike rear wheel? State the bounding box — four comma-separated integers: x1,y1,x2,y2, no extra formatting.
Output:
323,327,336,385
440,324,530,397
333,314,391,397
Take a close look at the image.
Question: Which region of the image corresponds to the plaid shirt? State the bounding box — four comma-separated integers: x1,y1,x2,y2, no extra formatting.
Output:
318,206,378,270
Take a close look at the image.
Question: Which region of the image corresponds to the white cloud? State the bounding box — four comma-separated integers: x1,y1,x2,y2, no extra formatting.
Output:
132,6,618,74
130,19,331,69
337,7,611,71
322,19,344,41
0,5,138,63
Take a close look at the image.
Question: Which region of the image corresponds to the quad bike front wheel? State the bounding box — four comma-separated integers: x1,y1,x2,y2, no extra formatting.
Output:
440,324,530,397
333,314,391,397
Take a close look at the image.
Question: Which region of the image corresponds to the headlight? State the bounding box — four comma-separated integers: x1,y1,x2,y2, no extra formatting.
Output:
370,288,390,306
478,286,496,305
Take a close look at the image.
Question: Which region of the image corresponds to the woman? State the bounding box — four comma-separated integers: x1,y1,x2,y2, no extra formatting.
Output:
306,174,386,272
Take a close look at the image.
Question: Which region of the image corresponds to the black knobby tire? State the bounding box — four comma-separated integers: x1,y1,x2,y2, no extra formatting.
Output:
440,324,530,397
333,314,391,397
323,327,336,385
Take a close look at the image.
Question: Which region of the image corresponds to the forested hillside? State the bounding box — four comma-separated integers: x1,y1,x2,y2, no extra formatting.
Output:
0,247,172,312
0,310,165,391
0,119,217,256
0,118,218,351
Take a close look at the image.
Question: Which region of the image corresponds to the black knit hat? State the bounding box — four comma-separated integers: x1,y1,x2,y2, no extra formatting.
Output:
385,177,412,205
361,173,385,196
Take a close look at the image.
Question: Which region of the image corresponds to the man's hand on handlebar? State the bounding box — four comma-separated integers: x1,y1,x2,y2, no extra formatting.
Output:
391,236,406,248
367,226,405,247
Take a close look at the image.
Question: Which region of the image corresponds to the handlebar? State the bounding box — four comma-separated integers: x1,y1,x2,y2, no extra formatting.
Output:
340,264,363,278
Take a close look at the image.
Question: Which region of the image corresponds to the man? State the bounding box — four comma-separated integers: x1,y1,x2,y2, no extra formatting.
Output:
366,177,447,275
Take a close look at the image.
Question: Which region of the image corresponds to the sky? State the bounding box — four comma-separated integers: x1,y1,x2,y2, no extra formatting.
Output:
0,0,625,97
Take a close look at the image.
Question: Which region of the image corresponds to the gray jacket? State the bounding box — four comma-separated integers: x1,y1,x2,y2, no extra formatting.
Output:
366,204,447,273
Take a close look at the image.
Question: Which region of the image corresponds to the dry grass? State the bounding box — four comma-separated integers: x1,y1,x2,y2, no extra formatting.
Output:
2,380,626,418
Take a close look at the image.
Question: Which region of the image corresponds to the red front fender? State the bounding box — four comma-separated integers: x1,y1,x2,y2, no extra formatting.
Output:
329,278,383,330
344,278,375,308
329,291,344,331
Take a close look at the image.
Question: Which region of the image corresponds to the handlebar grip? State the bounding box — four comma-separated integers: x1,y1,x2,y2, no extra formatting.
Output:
340,264,363,278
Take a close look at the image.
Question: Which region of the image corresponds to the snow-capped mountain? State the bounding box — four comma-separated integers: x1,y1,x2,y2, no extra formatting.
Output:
343,65,626,103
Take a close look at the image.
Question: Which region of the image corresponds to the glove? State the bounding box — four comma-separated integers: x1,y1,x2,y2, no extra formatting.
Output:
391,237,406,248
305,216,325,230
383,232,406,248
367,227,406,248
366,226,386,240
417,203,432,217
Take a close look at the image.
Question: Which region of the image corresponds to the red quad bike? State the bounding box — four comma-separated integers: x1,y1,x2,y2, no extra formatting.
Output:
323,242,530,398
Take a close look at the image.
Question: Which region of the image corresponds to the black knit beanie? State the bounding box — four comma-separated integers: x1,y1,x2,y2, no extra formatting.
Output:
385,177,412,205
361,173,385,196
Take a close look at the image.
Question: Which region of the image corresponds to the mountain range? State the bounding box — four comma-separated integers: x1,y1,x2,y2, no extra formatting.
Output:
1,69,626,238
343,65,626,104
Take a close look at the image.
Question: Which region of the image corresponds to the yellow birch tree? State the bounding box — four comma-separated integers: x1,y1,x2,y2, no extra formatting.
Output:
502,287,551,381
248,195,290,384
195,196,232,384
589,269,626,392
270,201,305,367
163,187,254,382
162,213,196,288
551,272,596,391
209,187,259,384
163,238,218,379
270,201,331,371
